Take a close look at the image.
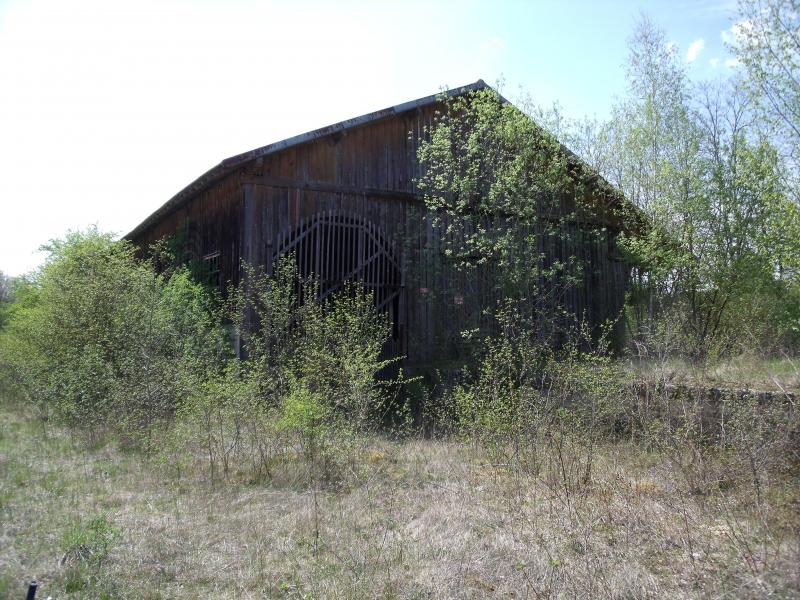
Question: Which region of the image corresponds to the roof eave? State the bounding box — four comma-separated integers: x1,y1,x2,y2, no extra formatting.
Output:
125,80,490,241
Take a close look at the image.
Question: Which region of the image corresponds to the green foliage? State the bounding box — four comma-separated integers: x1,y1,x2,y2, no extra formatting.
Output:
171,364,264,482
592,17,800,359
292,281,400,430
0,228,228,443
731,0,800,178
454,305,627,490
172,256,404,486
416,87,599,343
235,258,399,431
0,270,12,329
59,514,121,595
0,229,402,487
418,88,575,229
278,381,328,435
61,514,120,569
721,390,800,502
626,378,800,500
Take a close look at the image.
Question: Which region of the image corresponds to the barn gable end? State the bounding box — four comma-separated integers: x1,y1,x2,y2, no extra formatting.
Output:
127,81,632,366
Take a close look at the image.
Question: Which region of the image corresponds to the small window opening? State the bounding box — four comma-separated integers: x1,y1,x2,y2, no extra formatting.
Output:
202,251,221,289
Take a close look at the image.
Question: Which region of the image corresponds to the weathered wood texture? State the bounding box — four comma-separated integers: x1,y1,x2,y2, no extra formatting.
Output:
132,172,244,290
129,99,630,366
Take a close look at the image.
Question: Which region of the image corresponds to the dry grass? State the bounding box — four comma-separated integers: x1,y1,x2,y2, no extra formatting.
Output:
629,355,800,393
1,402,799,599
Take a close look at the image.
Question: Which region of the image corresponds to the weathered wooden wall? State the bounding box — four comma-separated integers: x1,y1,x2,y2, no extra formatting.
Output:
131,172,244,289
129,100,630,367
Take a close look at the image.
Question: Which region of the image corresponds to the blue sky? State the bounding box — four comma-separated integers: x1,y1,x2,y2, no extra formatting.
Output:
0,0,743,275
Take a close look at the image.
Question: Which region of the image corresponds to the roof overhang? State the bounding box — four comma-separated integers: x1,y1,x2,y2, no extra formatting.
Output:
126,80,492,240
126,79,640,241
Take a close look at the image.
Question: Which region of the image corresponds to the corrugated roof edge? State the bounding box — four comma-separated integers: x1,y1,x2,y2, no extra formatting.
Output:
125,79,491,240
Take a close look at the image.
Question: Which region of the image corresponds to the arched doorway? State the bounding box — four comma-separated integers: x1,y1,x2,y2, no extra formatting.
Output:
273,210,402,340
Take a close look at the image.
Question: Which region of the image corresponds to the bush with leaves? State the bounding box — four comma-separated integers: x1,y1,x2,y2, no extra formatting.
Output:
60,514,121,595
454,303,627,495
622,364,800,499
172,257,404,486
721,390,800,504
0,228,227,444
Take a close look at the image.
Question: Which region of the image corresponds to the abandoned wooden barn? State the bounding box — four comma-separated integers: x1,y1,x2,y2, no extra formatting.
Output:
127,80,633,367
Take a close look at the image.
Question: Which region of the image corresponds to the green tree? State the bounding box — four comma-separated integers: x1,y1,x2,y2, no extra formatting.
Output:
0,229,227,442
0,271,10,303
688,82,791,354
731,0,800,180
599,16,799,357
0,270,12,329
416,86,602,345
598,17,701,350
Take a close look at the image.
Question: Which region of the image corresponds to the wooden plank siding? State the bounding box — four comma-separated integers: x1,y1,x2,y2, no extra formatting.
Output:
128,99,630,367
132,171,245,290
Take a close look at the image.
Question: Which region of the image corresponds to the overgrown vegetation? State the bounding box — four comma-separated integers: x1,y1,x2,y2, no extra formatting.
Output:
416,80,615,353
0,229,226,445
172,259,405,487
1,5,799,598
562,12,800,360
2,222,796,597
0,230,400,490
1,392,798,598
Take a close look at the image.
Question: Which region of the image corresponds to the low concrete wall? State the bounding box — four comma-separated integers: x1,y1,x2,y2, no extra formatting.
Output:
630,380,797,439
633,381,796,404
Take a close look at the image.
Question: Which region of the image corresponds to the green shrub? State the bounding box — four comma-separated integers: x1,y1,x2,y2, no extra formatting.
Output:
0,231,406,487
171,257,404,486
278,381,328,436
454,305,628,493
59,514,121,595
61,514,120,569
0,228,227,444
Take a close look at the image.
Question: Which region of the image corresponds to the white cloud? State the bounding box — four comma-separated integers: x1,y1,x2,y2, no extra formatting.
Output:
709,57,720,68
722,20,751,45
686,38,705,62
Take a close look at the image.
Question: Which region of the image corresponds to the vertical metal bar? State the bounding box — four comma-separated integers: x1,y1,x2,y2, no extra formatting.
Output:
326,209,333,292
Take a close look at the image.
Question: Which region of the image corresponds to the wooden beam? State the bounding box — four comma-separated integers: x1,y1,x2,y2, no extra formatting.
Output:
247,175,625,230
246,175,419,202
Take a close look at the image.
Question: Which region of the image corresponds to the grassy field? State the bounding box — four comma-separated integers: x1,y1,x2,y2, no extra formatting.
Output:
1,399,799,599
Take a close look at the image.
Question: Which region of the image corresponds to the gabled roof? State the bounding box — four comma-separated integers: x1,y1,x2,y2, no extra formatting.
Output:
127,80,634,240
127,80,492,240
